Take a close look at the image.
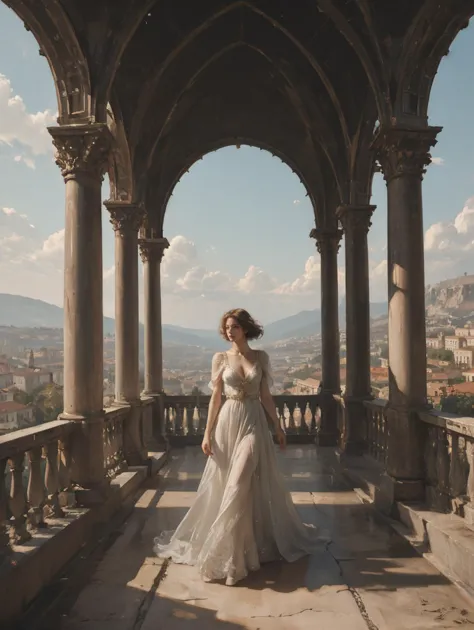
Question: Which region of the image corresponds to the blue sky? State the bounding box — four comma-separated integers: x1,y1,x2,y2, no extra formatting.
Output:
0,6,473,328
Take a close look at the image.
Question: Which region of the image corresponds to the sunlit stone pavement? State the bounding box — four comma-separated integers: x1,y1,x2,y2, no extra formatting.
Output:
31,446,474,630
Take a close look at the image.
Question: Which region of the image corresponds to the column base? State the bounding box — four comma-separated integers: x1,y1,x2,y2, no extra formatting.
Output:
75,480,111,507
381,473,425,503
341,396,372,456
377,404,426,504
141,392,169,450
112,400,149,466
59,411,109,496
316,392,340,447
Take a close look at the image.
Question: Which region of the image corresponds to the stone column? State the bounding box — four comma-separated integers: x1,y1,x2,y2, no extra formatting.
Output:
49,123,110,496
337,205,375,455
139,237,169,444
310,227,343,446
105,201,146,465
374,125,441,500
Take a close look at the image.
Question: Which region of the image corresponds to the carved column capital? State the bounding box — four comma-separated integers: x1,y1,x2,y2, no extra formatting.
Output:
310,228,343,255
372,125,442,182
104,201,145,234
48,123,111,182
139,238,170,264
336,205,375,235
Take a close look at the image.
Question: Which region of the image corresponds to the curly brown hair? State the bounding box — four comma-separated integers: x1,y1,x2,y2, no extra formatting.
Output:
219,308,264,341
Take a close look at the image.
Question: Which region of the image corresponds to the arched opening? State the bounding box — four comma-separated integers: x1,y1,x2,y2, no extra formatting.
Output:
421,18,474,410
158,144,342,396
0,4,67,427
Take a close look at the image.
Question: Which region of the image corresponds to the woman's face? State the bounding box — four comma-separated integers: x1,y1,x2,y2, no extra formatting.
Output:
225,317,246,343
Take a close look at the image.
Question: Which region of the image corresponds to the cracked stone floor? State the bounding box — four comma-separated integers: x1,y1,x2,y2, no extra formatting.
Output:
34,446,474,630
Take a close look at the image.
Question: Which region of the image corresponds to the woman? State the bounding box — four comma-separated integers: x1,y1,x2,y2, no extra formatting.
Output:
155,308,326,586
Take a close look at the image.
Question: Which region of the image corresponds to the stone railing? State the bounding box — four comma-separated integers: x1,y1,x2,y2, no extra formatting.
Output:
0,420,77,561
163,394,321,445
363,399,388,466
419,410,474,521
103,405,129,478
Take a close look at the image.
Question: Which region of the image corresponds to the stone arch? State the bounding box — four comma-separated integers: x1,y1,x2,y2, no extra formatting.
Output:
3,0,92,123
139,138,329,237
106,99,134,202
393,2,474,121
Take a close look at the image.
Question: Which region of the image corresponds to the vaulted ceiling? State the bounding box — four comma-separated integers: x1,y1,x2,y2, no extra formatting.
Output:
4,0,474,229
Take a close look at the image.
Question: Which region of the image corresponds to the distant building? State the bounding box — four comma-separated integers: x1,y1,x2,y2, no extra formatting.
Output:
0,401,34,434
13,369,52,394
445,336,466,351
454,348,474,368
294,378,320,394
455,327,474,338
426,333,444,349
462,369,474,383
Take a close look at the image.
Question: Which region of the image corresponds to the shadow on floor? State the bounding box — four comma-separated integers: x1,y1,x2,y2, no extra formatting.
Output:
13,446,464,630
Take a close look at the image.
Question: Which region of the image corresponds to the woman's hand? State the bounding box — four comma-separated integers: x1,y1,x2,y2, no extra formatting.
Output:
201,432,213,457
276,426,286,450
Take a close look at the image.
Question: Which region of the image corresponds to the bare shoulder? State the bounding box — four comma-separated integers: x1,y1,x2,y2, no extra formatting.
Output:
212,351,225,364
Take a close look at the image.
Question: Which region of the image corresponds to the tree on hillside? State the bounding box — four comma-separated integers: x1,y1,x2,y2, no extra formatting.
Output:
427,348,454,363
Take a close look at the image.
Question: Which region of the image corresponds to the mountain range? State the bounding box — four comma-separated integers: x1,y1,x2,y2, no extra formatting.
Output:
0,293,388,349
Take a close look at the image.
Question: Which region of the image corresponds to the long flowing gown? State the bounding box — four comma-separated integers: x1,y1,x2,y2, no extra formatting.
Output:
154,350,327,586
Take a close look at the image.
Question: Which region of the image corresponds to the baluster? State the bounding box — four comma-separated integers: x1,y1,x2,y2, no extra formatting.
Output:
174,404,183,435
181,405,188,436
9,454,31,544
449,435,469,515
27,447,46,528
0,458,11,562
304,403,314,434
293,403,302,434
43,441,64,518
464,439,474,526
58,434,76,508
198,404,207,435
165,406,172,434
103,421,111,471
380,409,388,466
192,405,199,435
285,404,295,434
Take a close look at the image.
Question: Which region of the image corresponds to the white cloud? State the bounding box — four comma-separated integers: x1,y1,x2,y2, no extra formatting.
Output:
14,154,35,169
237,266,276,294
431,157,445,166
0,75,56,156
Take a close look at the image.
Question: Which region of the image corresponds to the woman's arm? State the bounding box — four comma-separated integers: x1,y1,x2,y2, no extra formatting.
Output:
202,353,224,456
260,378,286,449
204,381,222,438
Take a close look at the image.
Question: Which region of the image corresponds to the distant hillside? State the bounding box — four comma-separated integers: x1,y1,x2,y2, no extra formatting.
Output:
0,294,117,334
426,274,474,317
0,293,389,348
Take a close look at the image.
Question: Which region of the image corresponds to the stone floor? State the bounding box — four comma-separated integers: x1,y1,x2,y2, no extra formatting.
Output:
27,446,474,630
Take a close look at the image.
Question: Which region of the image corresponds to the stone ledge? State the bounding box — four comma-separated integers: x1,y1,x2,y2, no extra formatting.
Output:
0,467,147,627
147,451,168,476
344,457,474,596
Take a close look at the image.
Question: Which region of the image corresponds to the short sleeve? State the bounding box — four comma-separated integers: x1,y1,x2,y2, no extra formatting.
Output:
259,350,274,389
208,352,225,392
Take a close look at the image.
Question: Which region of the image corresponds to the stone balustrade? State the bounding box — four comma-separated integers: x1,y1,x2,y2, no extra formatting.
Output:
363,401,474,524
103,406,129,478
0,401,155,568
363,399,388,466
0,419,76,562
163,394,321,445
419,410,474,523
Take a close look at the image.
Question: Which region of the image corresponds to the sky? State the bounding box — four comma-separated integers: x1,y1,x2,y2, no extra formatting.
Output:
0,6,474,329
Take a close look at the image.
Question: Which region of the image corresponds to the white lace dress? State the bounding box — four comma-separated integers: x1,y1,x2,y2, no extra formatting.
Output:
154,350,326,586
